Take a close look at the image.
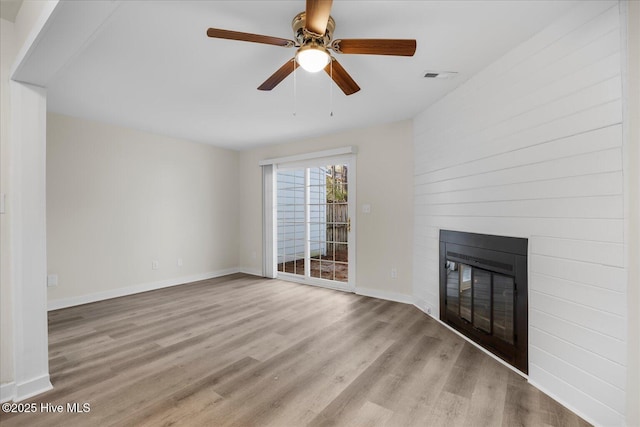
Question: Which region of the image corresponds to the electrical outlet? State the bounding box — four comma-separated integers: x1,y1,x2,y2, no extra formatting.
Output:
390,268,398,279
426,307,432,315
177,258,183,267
152,260,159,270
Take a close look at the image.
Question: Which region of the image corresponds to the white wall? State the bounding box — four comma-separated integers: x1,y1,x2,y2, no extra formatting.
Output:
1,0,59,401
0,16,17,394
46,113,240,308
413,1,628,425
10,79,51,402
239,120,414,300
624,1,640,425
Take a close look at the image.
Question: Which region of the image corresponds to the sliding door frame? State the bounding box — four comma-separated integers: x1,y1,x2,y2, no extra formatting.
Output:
262,149,356,293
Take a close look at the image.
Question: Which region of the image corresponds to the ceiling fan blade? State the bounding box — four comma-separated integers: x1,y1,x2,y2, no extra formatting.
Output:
258,59,299,91
207,28,294,47
305,0,333,36
324,58,360,96
331,39,416,56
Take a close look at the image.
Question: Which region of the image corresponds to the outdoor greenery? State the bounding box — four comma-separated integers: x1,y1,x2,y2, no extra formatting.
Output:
326,165,348,203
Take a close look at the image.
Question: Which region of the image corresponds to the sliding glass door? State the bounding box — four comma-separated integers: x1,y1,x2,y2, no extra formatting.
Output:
276,159,354,290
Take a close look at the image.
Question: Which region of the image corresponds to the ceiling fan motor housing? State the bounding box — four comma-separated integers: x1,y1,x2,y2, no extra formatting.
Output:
292,12,335,47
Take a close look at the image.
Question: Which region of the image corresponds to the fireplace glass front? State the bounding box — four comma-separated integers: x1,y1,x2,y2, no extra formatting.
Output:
446,262,514,342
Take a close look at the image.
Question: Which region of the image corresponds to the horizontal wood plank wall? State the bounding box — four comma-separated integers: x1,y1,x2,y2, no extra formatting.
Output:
412,1,625,425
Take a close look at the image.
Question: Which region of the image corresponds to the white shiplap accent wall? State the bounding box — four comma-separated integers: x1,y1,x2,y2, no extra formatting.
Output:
412,1,626,426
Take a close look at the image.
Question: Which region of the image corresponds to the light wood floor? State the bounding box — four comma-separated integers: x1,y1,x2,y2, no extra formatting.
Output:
1,274,590,427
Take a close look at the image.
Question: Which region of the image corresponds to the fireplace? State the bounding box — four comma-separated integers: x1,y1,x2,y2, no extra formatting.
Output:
439,230,528,373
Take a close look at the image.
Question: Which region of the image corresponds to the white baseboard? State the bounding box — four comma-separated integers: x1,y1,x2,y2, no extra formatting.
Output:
0,382,15,403
355,287,414,305
238,267,263,277
527,377,599,427
48,268,240,311
413,296,436,316
14,374,52,402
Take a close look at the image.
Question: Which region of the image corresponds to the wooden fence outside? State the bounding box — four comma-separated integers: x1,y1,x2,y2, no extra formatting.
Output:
327,203,348,255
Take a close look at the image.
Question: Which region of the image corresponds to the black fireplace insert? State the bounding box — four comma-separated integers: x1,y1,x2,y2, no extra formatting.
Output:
439,230,528,373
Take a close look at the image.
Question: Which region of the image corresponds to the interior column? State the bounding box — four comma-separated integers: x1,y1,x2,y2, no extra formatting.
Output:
10,80,51,400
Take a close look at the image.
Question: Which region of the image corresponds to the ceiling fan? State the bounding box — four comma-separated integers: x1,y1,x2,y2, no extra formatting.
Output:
206,0,417,96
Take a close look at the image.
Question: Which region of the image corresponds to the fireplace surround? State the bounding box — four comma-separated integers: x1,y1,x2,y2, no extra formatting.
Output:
439,230,528,373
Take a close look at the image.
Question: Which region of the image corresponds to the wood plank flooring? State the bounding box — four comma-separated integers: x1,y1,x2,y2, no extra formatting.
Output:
0,274,590,427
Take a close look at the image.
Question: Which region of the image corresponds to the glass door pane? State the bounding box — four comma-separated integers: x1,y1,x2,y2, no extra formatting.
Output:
277,162,352,288
446,261,459,316
277,169,305,276
459,264,472,322
493,274,515,344
308,166,326,280
308,165,349,283
473,269,491,333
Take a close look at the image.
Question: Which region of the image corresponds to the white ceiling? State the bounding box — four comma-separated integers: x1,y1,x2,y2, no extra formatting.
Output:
41,0,579,150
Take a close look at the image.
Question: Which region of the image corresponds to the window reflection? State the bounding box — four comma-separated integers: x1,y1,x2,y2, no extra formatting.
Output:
446,261,459,317
459,264,472,322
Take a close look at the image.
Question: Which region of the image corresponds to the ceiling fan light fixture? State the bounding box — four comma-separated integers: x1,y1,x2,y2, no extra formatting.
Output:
296,44,330,73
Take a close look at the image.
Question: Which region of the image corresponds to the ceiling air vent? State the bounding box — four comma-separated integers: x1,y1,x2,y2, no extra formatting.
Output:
423,71,458,79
